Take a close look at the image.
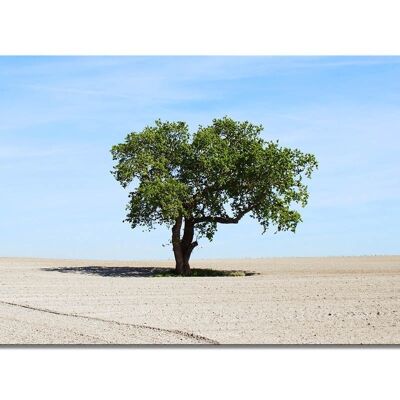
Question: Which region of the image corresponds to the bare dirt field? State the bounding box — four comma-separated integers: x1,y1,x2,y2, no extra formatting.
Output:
0,256,399,344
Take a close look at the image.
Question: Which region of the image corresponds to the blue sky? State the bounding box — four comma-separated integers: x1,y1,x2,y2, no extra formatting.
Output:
1,56,399,259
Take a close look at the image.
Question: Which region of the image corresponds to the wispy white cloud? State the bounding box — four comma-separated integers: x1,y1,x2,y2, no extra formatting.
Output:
0,145,64,159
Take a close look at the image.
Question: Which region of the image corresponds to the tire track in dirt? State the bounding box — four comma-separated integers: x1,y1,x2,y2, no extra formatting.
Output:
0,300,219,344
0,314,111,344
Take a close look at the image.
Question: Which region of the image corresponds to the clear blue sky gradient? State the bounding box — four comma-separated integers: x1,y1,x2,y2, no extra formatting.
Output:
1,56,399,259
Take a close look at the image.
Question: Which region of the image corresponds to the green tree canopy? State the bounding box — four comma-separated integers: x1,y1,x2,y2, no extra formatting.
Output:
111,117,318,275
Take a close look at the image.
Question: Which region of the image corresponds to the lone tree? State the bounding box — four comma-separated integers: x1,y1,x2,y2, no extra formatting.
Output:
111,117,318,276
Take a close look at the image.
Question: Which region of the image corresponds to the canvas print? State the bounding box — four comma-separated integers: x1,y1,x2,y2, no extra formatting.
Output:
1,56,399,344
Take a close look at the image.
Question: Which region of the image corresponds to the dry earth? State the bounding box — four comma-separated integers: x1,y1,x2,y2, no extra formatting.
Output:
0,256,399,344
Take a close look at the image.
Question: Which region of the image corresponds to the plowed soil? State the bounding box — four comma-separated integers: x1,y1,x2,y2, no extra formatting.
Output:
0,256,399,344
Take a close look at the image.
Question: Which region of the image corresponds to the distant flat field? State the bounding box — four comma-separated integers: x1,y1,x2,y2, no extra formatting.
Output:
0,256,399,344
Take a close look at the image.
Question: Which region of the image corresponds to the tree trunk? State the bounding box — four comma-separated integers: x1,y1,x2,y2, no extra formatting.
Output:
182,241,198,275
171,218,198,276
171,217,184,275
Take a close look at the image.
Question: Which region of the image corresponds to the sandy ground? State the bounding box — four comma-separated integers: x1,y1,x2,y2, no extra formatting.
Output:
0,256,399,344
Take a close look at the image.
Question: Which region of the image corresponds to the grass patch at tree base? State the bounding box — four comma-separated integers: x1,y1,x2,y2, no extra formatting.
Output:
153,268,257,277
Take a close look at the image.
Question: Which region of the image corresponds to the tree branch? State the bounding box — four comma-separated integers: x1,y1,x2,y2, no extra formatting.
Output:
192,206,250,224
192,191,268,225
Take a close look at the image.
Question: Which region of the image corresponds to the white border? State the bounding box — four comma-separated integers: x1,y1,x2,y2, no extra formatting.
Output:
0,348,399,400
0,0,400,54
